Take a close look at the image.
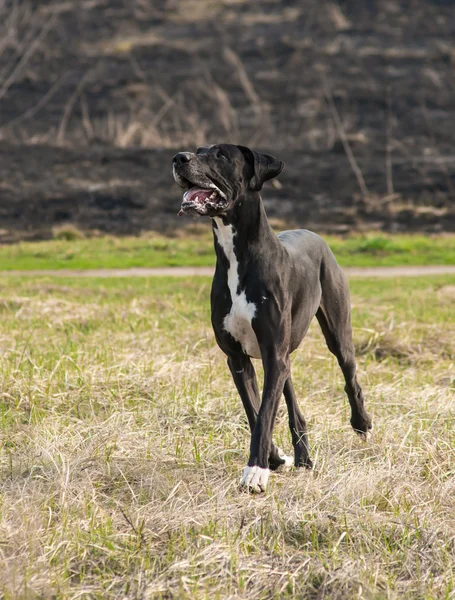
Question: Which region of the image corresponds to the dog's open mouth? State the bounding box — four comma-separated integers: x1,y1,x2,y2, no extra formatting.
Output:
178,185,228,217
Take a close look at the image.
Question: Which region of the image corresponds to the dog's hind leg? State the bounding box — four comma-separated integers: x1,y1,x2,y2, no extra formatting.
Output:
283,377,313,468
227,354,293,471
316,268,372,436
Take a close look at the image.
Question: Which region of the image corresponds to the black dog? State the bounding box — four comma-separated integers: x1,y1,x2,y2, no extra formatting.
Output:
173,144,372,492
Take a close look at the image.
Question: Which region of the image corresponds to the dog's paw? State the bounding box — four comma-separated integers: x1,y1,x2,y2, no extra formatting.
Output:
295,455,313,469
269,445,294,470
240,466,270,493
364,422,374,441
276,446,294,468
351,412,373,439
354,421,374,441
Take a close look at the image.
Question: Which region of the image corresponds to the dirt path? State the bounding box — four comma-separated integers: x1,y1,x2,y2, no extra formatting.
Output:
2,266,455,278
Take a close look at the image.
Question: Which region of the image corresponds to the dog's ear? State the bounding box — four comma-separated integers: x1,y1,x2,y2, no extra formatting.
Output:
237,145,284,191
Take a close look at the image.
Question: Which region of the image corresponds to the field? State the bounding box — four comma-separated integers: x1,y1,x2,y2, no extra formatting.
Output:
1,273,455,599
3,231,455,270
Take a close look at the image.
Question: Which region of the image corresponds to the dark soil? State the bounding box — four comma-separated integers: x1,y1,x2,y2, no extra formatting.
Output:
0,0,454,240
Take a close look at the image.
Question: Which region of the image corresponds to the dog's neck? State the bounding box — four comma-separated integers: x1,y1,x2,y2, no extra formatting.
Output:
211,191,278,263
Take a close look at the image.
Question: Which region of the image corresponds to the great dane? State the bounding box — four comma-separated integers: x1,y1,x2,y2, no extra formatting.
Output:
172,143,372,493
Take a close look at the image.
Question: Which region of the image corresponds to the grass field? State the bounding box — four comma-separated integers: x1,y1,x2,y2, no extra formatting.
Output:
1,274,455,598
2,230,455,271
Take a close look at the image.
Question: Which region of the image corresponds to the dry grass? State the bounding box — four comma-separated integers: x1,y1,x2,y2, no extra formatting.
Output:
1,275,455,599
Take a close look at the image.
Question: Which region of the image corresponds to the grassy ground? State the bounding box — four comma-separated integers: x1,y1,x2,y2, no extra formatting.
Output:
2,230,455,270
1,274,455,598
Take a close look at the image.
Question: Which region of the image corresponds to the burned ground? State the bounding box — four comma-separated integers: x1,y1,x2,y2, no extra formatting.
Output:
0,0,454,239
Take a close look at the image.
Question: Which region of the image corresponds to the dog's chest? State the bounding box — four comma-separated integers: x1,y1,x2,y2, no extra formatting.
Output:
213,219,261,359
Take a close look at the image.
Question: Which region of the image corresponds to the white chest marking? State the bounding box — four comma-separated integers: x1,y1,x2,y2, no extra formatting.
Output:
213,218,261,359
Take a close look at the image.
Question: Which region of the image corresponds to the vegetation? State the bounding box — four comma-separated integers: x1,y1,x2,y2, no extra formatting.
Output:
1,274,454,598
2,231,455,271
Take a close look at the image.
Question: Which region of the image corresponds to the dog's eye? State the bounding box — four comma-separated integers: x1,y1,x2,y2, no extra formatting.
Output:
217,151,227,160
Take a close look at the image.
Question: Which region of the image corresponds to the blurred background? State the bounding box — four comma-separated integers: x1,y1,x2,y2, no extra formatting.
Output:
0,0,454,242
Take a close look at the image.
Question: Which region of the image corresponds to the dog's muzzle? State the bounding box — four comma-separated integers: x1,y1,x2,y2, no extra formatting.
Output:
173,154,228,217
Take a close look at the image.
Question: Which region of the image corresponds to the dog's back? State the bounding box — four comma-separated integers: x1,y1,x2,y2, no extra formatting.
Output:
278,228,343,283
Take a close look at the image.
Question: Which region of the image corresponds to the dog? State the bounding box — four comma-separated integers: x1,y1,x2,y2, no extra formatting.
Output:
173,143,372,493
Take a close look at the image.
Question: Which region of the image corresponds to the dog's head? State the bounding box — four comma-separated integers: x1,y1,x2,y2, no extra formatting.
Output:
173,144,284,217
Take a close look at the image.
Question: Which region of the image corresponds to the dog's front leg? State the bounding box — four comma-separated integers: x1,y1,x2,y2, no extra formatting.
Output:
240,349,290,493
228,354,294,472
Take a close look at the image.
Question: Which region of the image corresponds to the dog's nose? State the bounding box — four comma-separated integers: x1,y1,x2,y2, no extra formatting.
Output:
173,152,192,167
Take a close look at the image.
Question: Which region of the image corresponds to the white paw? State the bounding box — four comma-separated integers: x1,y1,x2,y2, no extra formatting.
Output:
361,424,374,442
365,423,374,441
240,465,270,493
276,446,294,468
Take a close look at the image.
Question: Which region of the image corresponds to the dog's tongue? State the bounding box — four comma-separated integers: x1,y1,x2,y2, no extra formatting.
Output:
183,187,213,203
178,187,214,216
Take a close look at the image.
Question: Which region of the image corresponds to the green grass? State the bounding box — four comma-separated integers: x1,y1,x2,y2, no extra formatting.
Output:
2,231,455,270
1,274,455,598
0,232,215,271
